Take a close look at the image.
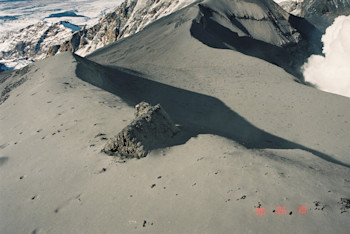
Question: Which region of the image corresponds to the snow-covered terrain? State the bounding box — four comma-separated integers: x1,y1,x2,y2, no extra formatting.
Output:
0,21,79,70
0,0,124,70
1,0,350,232
0,0,308,71
49,0,199,57
277,0,304,16
0,0,124,33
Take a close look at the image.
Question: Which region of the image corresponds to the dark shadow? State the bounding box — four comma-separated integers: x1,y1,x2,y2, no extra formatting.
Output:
288,14,323,54
190,4,323,80
74,54,350,168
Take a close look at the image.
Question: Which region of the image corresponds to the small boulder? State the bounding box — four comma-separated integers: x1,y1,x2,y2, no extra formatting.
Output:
103,102,179,158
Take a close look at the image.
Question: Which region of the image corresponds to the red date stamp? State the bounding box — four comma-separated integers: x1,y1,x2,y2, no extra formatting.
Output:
256,206,307,216
256,208,266,216
299,206,307,214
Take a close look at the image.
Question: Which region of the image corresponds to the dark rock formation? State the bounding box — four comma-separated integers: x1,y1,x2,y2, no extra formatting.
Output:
0,63,5,72
103,102,179,158
47,0,195,57
301,0,350,31
190,0,323,79
339,198,350,213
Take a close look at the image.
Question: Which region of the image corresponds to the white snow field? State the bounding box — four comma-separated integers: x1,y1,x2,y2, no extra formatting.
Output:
0,0,125,33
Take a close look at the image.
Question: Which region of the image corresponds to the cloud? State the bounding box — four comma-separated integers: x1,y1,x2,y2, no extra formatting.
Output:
303,15,350,98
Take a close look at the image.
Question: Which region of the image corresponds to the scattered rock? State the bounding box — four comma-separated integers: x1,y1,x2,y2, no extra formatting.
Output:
103,102,179,158
95,133,106,138
151,184,156,189
339,198,350,214
254,202,262,208
313,201,326,211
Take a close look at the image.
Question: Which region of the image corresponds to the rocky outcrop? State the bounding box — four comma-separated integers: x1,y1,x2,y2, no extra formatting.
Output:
300,0,350,31
0,63,6,72
103,102,179,158
279,0,304,16
339,198,350,213
191,0,322,79
47,0,195,57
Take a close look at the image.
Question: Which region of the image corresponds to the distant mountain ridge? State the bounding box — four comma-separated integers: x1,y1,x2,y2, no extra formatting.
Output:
278,0,304,16
300,0,350,31
190,0,322,78
46,0,313,58
278,0,350,31
0,21,80,70
1,1,350,231
47,0,196,57
1,0,350,71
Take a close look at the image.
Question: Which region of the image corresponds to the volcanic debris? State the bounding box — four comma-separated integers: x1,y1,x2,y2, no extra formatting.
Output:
103,102,179,158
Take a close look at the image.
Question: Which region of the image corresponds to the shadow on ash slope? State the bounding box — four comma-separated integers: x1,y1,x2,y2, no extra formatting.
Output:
73,54,350,168
190,2,322,80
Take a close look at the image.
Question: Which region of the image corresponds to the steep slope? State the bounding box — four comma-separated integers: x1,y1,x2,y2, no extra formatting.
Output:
48,0,196,57
190,0,322,77
87,0,323,78
1,0,350,233
279,0,304,16
0,0,316,71
89,0,349,164
1,51,350,233
48,0,311,58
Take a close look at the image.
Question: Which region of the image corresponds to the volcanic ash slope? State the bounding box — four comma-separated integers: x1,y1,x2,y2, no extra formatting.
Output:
1,1,350,234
